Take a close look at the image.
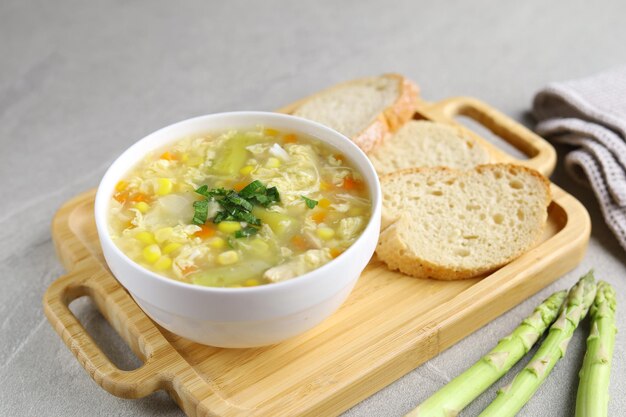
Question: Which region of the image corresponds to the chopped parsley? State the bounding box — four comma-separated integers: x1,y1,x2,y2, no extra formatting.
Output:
239,180,280,207
191,181,280,238
301,195,318,209
235,226,259,238
195,185,228,198
191,200,209,225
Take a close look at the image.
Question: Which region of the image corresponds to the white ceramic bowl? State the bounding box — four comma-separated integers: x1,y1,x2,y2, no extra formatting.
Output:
95,112,381,348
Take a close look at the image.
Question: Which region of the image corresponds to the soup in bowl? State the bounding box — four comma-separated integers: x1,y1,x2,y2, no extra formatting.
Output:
95,112,381,347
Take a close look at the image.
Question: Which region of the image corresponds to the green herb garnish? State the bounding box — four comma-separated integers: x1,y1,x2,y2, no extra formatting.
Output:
235,226,259,238
192,200,209,225
192,180,280,237
239,180,281,207
238,180,264,197
223,191,253,212
266,186,280,204
301,195,318,209
195,184,228,198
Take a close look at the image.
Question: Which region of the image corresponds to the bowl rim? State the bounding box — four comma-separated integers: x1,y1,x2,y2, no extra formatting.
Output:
94,111,382,295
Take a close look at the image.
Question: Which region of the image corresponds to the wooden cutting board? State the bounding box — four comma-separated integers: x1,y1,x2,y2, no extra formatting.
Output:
43,92,590,417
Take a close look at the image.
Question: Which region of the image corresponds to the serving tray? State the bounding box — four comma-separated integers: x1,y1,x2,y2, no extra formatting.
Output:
43,91,590,417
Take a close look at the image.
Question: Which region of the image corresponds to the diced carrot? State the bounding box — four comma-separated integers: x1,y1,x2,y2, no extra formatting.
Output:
342,176,364,191
233,182,247,192
330,248,344,258
194,224,216,239
284,133,297,143
160,151,177,161
342,176,356,190
113,191,128,204
291,235,308,251
130,193,150,203
264,128,279,136
311,211,326,224
182,265,198,275
115,180,128,192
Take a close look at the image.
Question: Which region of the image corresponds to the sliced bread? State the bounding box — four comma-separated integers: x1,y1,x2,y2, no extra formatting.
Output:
368,120,490,174
292,74,419,152
377,164,551,280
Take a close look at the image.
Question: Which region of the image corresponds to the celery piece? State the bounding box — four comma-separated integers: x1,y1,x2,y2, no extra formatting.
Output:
211,133,254,176
191,260,271,287
252,207,295,235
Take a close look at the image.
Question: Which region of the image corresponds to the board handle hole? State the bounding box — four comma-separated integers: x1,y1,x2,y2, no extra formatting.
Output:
69,295,142,371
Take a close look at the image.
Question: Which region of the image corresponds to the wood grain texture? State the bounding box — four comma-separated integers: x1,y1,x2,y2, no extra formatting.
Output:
43,94,588,417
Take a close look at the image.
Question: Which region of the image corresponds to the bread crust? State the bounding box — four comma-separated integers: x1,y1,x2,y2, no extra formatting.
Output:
354,74,419,152
377,164,552,280
378,215,489,280
381,75,420,135
292,74,419,153
350,114,389,154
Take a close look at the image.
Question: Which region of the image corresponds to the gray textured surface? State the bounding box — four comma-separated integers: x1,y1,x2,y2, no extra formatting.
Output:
1,1,624,416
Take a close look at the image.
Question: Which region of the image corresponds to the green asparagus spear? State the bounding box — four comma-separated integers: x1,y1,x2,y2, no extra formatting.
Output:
575,281,617,417
479,271,597,417
406,290,567,417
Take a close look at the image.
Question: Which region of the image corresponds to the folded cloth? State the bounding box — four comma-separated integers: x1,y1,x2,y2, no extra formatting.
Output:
533,66,626,252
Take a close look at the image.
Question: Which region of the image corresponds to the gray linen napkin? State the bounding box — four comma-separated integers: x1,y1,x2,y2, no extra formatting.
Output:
533,66,626,252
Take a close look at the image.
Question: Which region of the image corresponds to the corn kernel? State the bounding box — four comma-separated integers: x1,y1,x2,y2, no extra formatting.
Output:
136,231,156,245
154,227,173,244
316,227,335,240
217,250,239,265
115,180,128,192
217,221,241,233
264,128,279,136
207,237,226,249
154,255,172,271
142,244,161,263
160,151,176,161
162,242,182,254
134,201,150,213
240,165,255,175
243,279,259,287
265,157,281,168
320,181,332,191
318,198,331,209
156,178,173,195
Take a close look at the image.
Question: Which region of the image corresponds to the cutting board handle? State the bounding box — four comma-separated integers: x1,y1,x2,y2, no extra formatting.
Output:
43,265,165,399
426,96,557,176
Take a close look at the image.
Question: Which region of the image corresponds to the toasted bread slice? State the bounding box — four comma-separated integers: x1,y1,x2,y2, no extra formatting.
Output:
368,120,490,174
377,164,551,280
292,74,419,152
